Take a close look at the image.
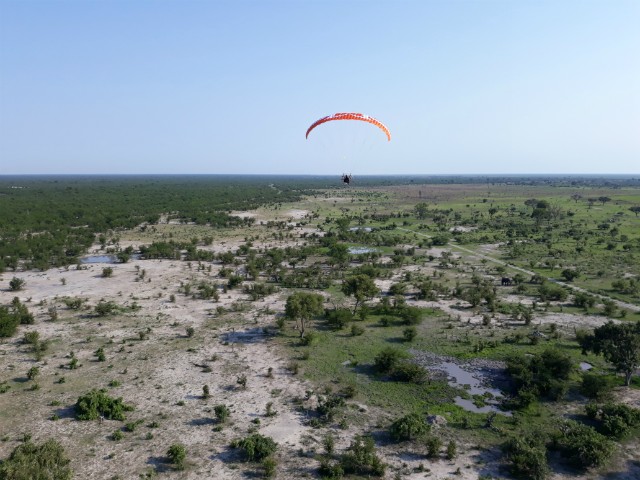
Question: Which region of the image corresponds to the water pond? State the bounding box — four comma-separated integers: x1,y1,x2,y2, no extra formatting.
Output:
348,246,377,254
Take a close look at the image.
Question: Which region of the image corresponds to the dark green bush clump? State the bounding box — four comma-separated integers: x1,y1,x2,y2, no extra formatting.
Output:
389,413,429,441
503,435,549,480
339,435,385,477
231,433,277,461
0,439,72,480
167,443,186,470
585,402,640,439
551,420,614,469
74,389,133,421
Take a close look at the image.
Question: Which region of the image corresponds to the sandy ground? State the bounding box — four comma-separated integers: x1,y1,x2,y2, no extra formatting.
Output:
1,255,504,479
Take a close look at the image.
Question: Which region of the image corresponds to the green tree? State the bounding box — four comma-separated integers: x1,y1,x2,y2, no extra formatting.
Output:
561,269,579,282
75,389,133,421
583,321,640,386
0,305,20,337
414,202,429,219
342,275,379,314
231,433,277,462
284,292,324,338
629,206,640,217
0,439,72,480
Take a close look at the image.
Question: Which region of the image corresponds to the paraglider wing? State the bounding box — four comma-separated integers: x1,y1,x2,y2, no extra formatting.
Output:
305,113,391,141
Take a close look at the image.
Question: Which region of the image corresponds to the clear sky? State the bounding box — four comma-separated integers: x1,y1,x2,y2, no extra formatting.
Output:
0,0,638,175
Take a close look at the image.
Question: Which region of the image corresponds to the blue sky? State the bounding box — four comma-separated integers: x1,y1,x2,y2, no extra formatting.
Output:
0,0,638,175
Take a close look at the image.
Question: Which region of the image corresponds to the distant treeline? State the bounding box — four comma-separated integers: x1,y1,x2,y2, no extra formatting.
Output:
0,176,321,271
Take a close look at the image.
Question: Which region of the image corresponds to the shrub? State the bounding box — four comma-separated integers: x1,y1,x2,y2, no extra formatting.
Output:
214,404,230,423
316,394,345,422
503,435,549,480
400,306,423,325
325,308,353,330
262,457,277,478
552,420,614,469
75,389,133,421
586,403,640,439
63,297,83,310
580,373,615,401
350,324,365,336
167,443,186,470
0,439,72,479
446,440,457,460
94,301,117,317
538,282,568,302
339,435,385,477
231,433,277,461
403,327,417,342
185,326,195,337
373,347,408,374
425,436,442,458
9,277,26,291
389,413,429,441
111,430,124,441
300,330,318,346
27,366,40,381
101,267,113,278
318,458,344,478
391,361,428,383
0,305,20,337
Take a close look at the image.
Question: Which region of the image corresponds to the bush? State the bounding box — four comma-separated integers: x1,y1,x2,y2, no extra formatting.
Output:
400,306,423,325
316,394,346,422
586,403,640,439
0,305,20,337
391,361,428,383
214,404,230,423
538,282,568,302
167,443,186,470
262,457,277,478
425,436,442,458
231,433,277,461
325,308,353,330
75,389,133,421
552,420,614,469
94,301,117,317
403,327,417,342
373,347,408,374
389,413,429,441
339,435,385,477
300,330,318,345
9,277,26,291
503,435,549,480
101,267,113,278
581,373,615,401
446,440,457,459
350,324,365,336
0,439,72,479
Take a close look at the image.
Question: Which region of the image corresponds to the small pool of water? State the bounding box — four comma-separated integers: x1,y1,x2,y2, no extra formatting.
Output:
80,255,117,264
431,360,509,415
580,362,593,371
348,247,377,254
80,254,142,264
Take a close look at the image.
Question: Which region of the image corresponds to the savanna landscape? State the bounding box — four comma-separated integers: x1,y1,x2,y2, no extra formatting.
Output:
1,175,640,479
